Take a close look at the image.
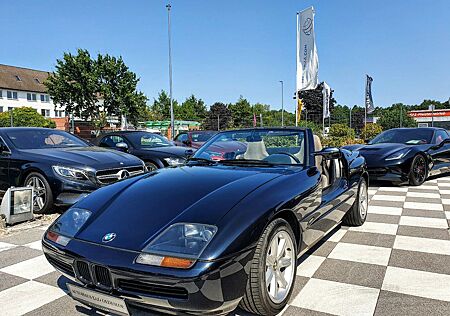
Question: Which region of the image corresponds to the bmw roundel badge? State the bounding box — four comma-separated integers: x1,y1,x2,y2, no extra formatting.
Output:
102,233,116,243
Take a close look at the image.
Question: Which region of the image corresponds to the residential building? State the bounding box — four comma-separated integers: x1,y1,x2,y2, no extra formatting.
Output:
0,64,65,118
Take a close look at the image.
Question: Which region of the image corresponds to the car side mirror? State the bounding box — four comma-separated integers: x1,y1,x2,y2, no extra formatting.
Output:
115,142,128,151
313,147,341,160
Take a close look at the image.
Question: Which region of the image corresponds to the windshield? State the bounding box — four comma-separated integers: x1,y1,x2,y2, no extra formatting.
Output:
191,131,216,142
193,129,305,166
370,129,434,145
5,129,88,149
126,132,172,148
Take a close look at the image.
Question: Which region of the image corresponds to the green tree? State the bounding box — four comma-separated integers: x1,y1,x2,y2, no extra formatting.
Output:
45,49,147,127
204,102,231,130
149,90,179,121
0,107,56,128
229,96,253,128
361,123,383,141
377,103,416,130
177,95,207,122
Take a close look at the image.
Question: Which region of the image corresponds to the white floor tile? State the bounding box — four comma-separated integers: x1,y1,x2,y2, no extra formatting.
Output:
441,199,450,205
406,191,441,199
445,211,450,220
377,187,408,192
403,202,443,211
0,242,16,253
327,229,347,243
368,205,403,216
382,266,450,302
291,278,380,316
411,185,439,190
328,242,391,266
399,216,449,229
437,182,450,187
394,235,450,256
0,281,65,316
349,222,398,235
23,240,43,251
368,189,378,195
439,189,450,195
297,255,326,278
0,255,55,279
371,195,405,202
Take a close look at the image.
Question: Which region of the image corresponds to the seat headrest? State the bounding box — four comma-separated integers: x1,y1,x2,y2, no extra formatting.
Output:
313,134,323,152
246,135,263,142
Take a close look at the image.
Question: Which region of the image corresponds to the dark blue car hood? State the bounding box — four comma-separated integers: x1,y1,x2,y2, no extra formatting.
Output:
75,165,285,251
344,143,431,159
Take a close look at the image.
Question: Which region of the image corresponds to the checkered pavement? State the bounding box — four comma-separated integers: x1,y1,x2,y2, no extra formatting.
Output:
1,177,450,316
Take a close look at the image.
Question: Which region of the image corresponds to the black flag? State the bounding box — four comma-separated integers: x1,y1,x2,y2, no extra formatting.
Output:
365,75,374,114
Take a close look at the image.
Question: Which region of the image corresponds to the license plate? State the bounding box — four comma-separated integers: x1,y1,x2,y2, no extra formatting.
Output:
67,283,129,315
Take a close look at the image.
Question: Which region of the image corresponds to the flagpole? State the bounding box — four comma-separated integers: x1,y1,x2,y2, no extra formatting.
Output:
295,12,299,126
364,75,367,127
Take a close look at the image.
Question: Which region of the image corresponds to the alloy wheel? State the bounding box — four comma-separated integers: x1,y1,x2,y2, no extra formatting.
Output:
265,230,295,304
359,181,368,219
26,176,47,212
413,156,426,183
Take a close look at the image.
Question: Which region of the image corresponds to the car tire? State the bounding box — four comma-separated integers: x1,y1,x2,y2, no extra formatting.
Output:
240,218,297,316
408,154,427,186
144,162,159,171
24,172,53,214
342,178,368,226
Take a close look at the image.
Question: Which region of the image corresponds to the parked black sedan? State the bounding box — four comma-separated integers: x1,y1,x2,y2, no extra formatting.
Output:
95,131,193,171
0,127,145,214
43,127,368,316
344,127,450,185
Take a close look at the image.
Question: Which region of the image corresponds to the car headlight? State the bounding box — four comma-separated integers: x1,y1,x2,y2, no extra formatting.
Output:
385,149,411,161
164,157,185,166
46,208,92,246
53,165,90,181
136,223,217,269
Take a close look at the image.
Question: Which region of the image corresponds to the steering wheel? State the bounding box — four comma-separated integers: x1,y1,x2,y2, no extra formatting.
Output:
268,152,301,164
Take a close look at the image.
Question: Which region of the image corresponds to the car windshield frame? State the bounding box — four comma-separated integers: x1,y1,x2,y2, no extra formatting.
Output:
369,129,434,145
190,131,217,142
192,128,306,167
125,132,172,149
5,129,88,150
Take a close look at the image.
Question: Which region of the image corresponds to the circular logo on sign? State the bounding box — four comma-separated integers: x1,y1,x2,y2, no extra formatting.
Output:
118,169,130,180
302,18,313,35
102,233,116,243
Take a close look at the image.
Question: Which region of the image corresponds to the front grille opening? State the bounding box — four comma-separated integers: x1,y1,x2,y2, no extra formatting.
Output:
46,255,74,277
94,265,112,288
96,166,145,185
118,279,188,300
76,261,92,283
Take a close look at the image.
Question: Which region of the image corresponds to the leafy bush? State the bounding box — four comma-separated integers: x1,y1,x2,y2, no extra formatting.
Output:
361,123,383,141
0,107,56,128
329,123,355,139
297,120,322,135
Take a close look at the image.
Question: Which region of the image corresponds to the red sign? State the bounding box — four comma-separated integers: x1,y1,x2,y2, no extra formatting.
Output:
408,111,450,118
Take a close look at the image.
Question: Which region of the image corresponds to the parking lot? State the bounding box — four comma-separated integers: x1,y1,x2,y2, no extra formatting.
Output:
0,177,449,316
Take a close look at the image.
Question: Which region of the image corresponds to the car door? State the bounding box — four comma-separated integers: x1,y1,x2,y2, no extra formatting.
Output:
429,130,450,174
0,135,12,197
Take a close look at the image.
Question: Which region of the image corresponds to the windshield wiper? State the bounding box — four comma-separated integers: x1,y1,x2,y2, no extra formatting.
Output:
218,159,275,167
186,157,217,165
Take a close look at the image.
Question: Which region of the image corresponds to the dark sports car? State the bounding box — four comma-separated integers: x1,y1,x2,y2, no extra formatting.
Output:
43,127,368,316
95,131,193,171
344,127,450,185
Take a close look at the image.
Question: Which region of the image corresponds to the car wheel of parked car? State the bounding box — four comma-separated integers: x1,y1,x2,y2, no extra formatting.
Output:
145,162,158,171
342,178,368,226
240,218,297,315
409,154,427,186
25,172,53,214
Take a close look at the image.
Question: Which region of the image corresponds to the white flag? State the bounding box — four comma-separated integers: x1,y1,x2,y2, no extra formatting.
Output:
296,7,319,92
322,82,331,118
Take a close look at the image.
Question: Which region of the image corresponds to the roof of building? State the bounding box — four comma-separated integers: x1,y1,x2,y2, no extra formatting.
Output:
0,64,50,93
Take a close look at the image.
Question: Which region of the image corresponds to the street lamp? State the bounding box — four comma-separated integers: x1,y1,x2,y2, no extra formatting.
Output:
166,3,175,139
279,80,284,127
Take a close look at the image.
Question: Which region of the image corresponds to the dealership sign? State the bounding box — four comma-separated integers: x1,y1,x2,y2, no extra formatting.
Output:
409,111,450,118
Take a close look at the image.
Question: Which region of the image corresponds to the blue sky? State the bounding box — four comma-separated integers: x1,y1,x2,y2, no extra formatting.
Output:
1,0,449,113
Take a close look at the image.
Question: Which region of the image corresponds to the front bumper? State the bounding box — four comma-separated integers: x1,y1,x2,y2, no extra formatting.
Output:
42,237,253,315
50,178,98,207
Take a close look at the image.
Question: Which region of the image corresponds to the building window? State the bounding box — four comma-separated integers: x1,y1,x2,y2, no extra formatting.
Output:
7,91,18,100
0,90,2,98
55,110,65,117
15,75,21,81
40,94,50,102
0,107,3,113
35,78,41,84
27,93,37,101
41,109,50,117
8,107,13,112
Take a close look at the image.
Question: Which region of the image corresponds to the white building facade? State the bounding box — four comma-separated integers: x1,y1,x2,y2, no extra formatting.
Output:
0,64,65,118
